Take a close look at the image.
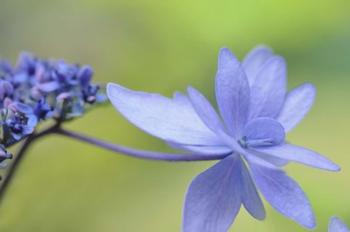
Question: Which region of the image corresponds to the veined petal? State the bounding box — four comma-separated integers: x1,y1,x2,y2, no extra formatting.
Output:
215,48,250,137
168,142,232,155
187,86,226,134
183,155,242,232
277,83,316,132
253,143,340,171
250,163,316,229
240,160,266,220
247,149,289,167
242,45,274,85
249,56,287,119
329,217,350,232
244,152,281,169
242,118,285,147
107,83,222,145
260,155,289,167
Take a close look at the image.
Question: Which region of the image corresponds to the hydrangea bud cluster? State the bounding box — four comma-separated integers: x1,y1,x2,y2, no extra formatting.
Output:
0,52,105,161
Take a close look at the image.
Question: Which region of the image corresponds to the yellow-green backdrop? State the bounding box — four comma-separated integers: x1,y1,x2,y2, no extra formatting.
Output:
0,0,349,231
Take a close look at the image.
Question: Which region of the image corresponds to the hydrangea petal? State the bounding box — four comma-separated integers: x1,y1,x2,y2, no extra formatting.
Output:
187,86,226,134
277,83,316,132
183,155,242,232
329,217,350,232
107,83,222,146
215,48,250,137
168,142,232,155
242,117,285,147
240,160,266,220
253,143,340,171
37,81,60,92
247,149,289,167
260,155,289,167
242,45,274,85
250,163,316,229
249,56,287,119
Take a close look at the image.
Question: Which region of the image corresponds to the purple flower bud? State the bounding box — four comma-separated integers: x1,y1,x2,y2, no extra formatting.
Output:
34,98,52,120
3,97,12,108
37,81,60,93
0,80,13,99
31,86,43,100
54,61,78,85
16,52,37,76
56,92,72,102
0,60,14,75
77,65,93,86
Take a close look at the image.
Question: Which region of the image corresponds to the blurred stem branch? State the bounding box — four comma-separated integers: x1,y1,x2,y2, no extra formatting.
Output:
0,122,61,203
0,122,228,203
54,128,228,162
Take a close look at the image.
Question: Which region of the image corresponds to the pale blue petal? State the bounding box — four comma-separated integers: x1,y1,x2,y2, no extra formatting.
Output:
253,143,340,171
329,217,350,232
107,83,222,145
240,160,266,220
247,149,289,167
277,83,316,132
244,152,281,169
168,142,232,155
183,155,242,232
250,163,316,229
187,86,226,134
242,117,285,147
259,155,289,167
249,56,287,119
242,45,274,85
215,48,250,137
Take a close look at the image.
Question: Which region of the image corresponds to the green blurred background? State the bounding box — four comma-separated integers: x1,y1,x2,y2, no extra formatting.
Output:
0,0,349,231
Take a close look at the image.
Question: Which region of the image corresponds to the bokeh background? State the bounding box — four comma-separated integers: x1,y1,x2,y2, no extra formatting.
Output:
0,0,349,231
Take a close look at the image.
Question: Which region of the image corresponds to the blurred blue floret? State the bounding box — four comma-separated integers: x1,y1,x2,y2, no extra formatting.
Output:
0,52,106,161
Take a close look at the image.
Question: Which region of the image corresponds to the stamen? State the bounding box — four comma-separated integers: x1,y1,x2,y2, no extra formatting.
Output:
246,138,275,147
238,136,248,148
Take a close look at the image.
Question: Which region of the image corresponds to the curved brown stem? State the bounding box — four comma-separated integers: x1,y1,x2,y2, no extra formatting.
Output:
54,128,229,162
0,122,61,203
0,121,228,203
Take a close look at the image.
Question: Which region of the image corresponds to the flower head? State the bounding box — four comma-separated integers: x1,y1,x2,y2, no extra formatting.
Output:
107,45,339,231
329,217,349,232
0,52,105,163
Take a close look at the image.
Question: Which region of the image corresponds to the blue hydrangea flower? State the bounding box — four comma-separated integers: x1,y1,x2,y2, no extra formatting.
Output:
329,217,349,232
107,45,340,231
2,102,37,145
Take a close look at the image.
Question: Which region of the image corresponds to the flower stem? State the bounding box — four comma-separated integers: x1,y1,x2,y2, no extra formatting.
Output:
0,122,61,203
54,128,229,162
0,135,34,202
0,123,228,203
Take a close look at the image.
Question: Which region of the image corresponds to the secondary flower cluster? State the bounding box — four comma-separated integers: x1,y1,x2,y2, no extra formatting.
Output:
0,52,105,161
